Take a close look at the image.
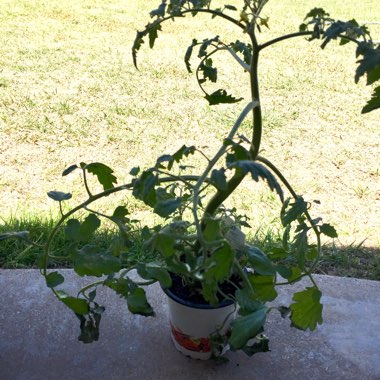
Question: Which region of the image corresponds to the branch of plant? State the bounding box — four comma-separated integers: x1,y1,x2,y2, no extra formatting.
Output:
256,156,323,274
192,101,256,256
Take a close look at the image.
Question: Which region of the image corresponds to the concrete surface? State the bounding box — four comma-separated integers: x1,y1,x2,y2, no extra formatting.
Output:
0,269,379,380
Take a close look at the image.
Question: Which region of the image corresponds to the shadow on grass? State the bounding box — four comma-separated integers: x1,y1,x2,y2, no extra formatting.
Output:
1,217,379,281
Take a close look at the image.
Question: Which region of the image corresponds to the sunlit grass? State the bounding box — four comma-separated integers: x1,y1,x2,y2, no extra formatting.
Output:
0,0,379,274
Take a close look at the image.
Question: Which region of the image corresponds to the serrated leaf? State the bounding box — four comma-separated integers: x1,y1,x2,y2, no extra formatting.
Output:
184,39,197,73
249,273,277,302
229,306,267,350
281,197,308,226
247,246,276,275
355,43,380,84
321,20,361,49
205,89,243,105
86,163,117,191
62,164,79,176
47,191,72,202
45,272,64,288
362,85,380,113
290,287,323,331
148,21,162,49
319,223,338,238
132,30,145,68
57,291,89,315
230,161,284,202
72,245,121,277
200,59,218,83
230,40,252,65
293,226,309,268
127,288,154,316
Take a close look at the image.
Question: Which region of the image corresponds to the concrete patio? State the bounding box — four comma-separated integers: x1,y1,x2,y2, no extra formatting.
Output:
0,269,379,380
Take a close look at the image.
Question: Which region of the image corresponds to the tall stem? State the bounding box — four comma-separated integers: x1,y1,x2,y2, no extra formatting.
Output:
249,30,262,159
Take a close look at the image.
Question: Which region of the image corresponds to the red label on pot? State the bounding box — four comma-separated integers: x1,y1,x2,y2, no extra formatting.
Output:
170,322,211,352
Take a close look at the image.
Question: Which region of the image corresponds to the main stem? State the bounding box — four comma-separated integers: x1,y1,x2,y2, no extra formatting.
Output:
203,27,262,217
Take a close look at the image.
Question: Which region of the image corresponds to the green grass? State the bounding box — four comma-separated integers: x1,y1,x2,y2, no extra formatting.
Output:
0,215,157,269
0,0,379,279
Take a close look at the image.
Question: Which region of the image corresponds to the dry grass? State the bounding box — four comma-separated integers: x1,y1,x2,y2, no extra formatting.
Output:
0,1,379,273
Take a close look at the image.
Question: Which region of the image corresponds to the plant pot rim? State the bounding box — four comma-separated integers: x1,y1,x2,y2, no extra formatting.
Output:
162,285,234,310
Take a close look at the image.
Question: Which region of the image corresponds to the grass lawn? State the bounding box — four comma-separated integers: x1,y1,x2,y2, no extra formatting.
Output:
0,0,379,279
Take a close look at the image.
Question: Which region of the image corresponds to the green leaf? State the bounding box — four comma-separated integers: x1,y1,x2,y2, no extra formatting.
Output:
249,274,277,302
321,20,362,49
355,42,380,84
247,246,276,275
319,223,338,238
235,288,263,316
152,233,176,258
149,22,162,49
230,40,252,65
277,266,302,283
72,245,121,277
112,205,129,221
57,291,89,315
198,36,220,58
202,243,234,305
203,218,222,241
127,288,155,316
65,214,101,243
204,242,234,282
281,197,308,226
154,198,182,218
290,287,323,331
362,85,380,113
132,30,145,68
211,169,228,191
205,89,243,106
200,58,218,83
129,166,140,176
137,263,172,288
47,191,72,202
229,306,267,350
80,213,101,241
62,164,79,176
45,272,64,288
184,39,197,73
132,170,158,207
150,2,166,18
85,163,117,190
230,161,284,202
242,336,270,356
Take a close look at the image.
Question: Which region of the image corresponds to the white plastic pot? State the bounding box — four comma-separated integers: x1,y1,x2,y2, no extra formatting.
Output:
163,287,236,360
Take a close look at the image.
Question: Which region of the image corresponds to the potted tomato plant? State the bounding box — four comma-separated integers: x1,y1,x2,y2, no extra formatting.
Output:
2,0,379,360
